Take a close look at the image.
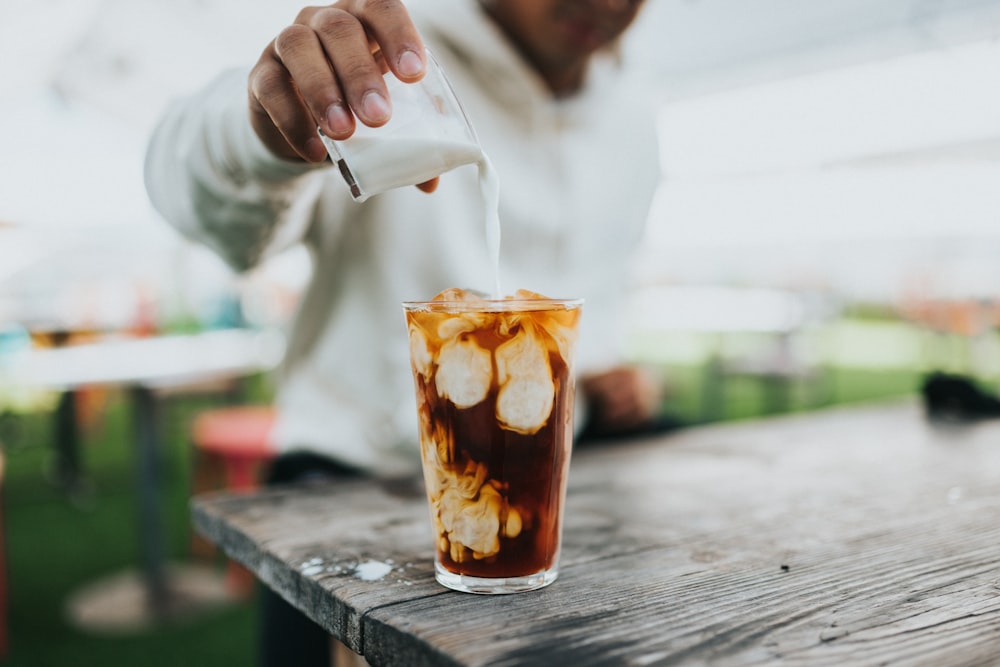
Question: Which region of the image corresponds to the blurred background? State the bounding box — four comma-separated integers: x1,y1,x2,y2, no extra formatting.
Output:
2,0,1000,664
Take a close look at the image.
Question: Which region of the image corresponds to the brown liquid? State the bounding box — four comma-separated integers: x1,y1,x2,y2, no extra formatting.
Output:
406,295,580,579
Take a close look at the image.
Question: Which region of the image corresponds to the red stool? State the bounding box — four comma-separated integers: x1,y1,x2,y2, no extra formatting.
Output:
190,406,277,596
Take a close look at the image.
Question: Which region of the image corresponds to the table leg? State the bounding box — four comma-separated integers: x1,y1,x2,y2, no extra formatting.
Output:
52,389,96,504
131,385,169,619
64,411,233,632
700,333,725,423
54,390,80,482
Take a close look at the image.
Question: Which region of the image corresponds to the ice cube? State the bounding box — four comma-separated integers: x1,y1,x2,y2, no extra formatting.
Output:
545,323,577,367
496,326,545,383
497,377,555,435
435,335,492,408
440,484,503,559
432,287,489,303
510,289,546,300
495,327,554,433
408,325,433,379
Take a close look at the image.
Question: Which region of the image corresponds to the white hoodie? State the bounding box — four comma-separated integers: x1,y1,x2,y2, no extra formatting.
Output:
144,0,661,476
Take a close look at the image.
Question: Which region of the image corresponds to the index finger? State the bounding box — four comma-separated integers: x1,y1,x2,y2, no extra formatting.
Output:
346,0,427,82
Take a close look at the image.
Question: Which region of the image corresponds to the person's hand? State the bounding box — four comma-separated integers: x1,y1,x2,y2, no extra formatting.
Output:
580,366,663,436
247,0,438,192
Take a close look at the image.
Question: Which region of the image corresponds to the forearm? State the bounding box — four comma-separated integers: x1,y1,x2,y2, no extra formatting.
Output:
144,68,330,272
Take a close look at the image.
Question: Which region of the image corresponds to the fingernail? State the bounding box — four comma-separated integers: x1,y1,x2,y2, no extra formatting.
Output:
326,103,352,135
361,91,391,123
397,49,424,78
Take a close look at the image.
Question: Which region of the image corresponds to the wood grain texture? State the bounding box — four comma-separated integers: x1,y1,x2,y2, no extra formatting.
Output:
192,400,1000,665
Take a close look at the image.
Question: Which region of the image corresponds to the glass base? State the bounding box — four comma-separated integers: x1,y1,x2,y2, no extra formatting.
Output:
434,562,558,594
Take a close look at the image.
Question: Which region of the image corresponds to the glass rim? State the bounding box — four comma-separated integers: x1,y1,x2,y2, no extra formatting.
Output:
402,297,584,313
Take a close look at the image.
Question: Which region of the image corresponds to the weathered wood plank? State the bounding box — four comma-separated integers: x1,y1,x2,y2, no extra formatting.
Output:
363,499,1000,666
191,477,443,650
192,400,1000,665
190,470,666,650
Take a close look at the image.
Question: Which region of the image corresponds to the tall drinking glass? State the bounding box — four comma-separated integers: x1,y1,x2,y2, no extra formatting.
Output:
403,292,583,594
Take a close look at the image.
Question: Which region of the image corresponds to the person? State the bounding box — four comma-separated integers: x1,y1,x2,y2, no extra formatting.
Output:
145,0,663,664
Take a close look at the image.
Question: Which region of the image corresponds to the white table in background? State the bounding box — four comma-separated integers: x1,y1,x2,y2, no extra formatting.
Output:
7,328,285,626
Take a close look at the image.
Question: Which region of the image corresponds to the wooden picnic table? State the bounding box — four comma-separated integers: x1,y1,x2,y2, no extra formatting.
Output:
192,399,1000,666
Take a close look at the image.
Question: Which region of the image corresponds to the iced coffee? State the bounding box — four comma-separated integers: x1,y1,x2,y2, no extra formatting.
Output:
403,288,582,594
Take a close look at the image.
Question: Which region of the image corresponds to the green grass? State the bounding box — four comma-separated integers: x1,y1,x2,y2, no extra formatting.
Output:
650,363,923,425
630,317,998,424
3,381,270,667
0,321,950,665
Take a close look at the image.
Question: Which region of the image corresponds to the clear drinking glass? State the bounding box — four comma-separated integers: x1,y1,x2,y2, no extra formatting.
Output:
403,295,583,594
318,49,481,202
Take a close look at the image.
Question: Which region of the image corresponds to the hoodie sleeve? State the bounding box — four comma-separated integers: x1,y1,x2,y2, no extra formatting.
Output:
144,67,335,272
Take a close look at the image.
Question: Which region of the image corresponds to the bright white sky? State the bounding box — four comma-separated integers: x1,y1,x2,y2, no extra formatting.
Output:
636,37,1000,301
